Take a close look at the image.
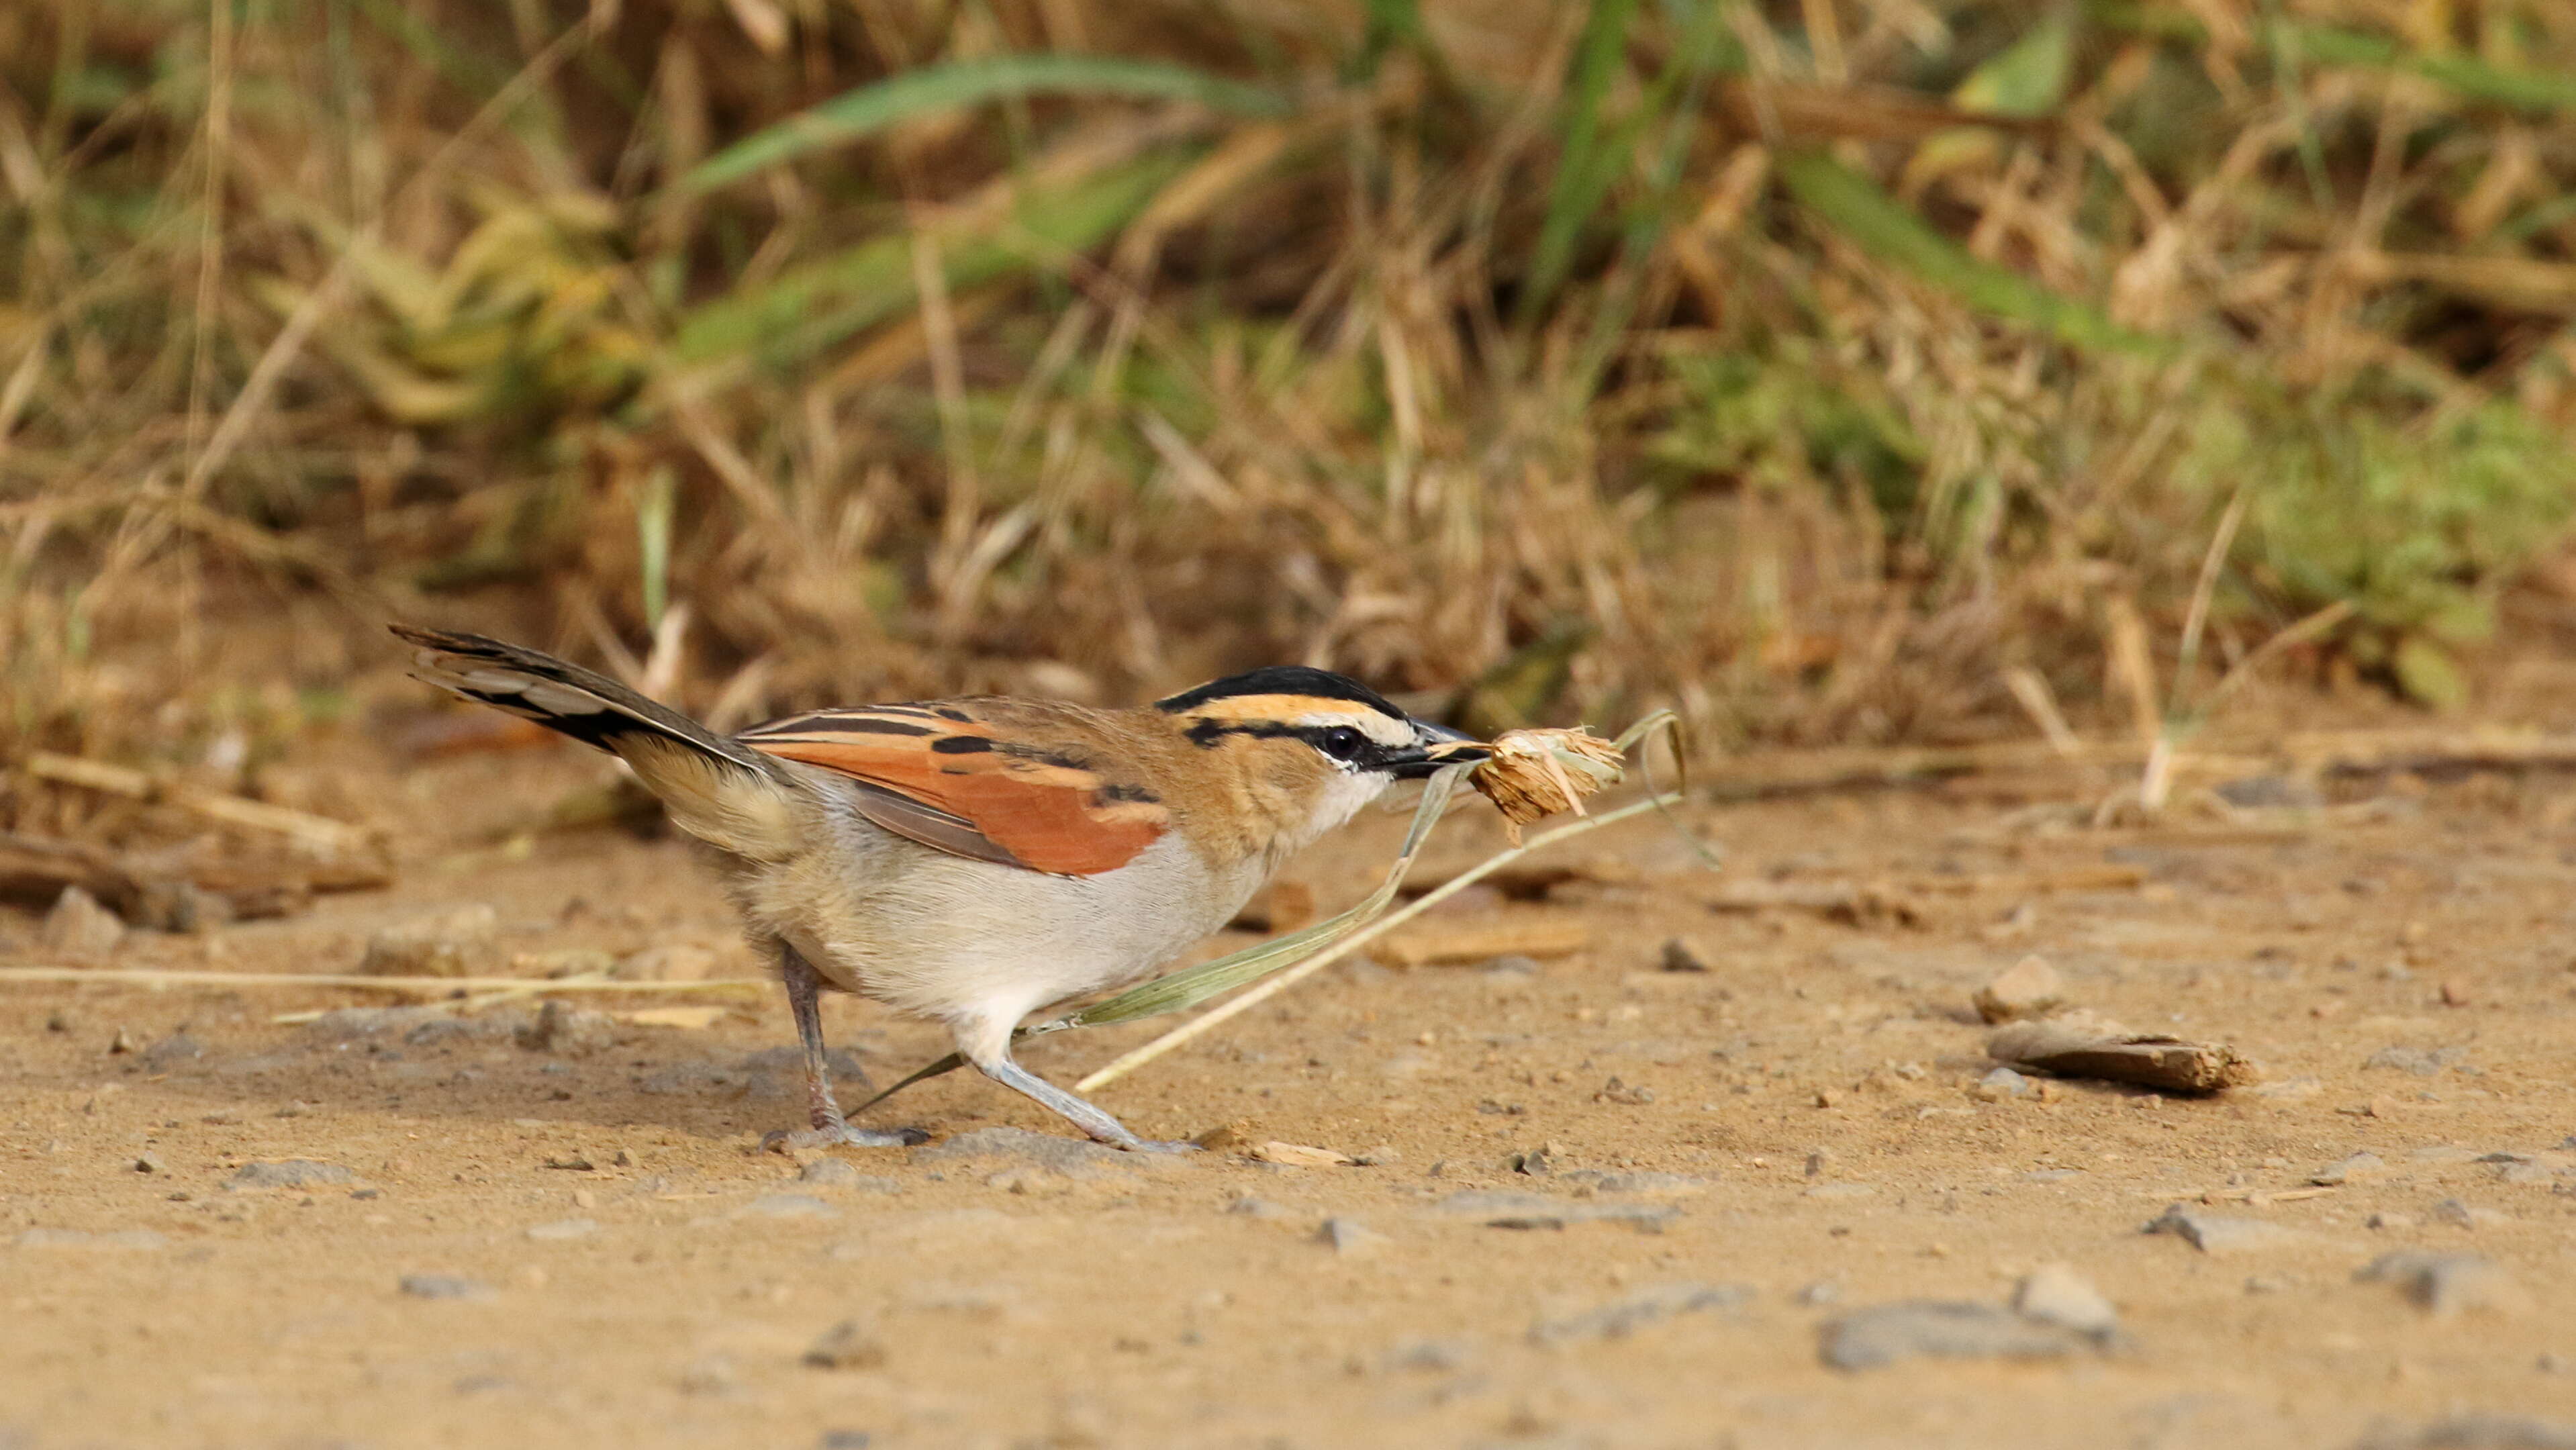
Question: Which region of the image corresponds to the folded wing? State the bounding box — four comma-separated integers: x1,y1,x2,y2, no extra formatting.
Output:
738,707,1167,876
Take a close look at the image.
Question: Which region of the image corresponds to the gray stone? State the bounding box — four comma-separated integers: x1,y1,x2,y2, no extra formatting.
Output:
516,1000,616,1056
1820,1301,2097,1371
1658,937,1713,973
42,885,125,957
914,1126,1139,1179
139,1033,204,1070
2142,1204,2299,1255
1974,956,2066,1023
1974,1067,2032,1100
361,905,499,977
228,1159,354,1191
1529,1282,1750,1346
2013,1263,2118,1339
1316,1217,1388,1255
2365,1045,2470,1077
2356,1251,2530,1318
1436,1190,1680,1231
2313,1151,2386,1186
802,1319,886,1370
2432,1197,2508,1228
399,1273,493,1300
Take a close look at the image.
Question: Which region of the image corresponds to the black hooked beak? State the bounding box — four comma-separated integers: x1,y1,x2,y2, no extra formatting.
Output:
1384,718,1490,779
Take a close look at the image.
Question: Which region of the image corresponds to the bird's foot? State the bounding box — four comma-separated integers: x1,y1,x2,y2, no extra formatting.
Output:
761,1124,928,1154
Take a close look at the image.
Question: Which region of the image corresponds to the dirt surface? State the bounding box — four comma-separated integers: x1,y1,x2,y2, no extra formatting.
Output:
9,738,2576,1449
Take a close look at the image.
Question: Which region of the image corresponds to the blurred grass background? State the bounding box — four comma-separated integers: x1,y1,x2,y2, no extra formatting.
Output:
8,0,2576,787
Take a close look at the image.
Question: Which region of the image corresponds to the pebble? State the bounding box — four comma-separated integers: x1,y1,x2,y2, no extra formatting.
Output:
42,885,126,957
138,1033,205,1070
915,1127,1140,1180
1973,1067,2032,1100
2369,1212,2421,1231
744,1194,840,1220
1819,1301,2098,1371
798,1160,900,1194
228,1159,354,1191
1973,956,2065,1023
2432,1198,2508,1228
1437,1190,1679,1232
131,1153,166,1175
399,1273,494,1301
2013,1263,2118,1340
1225,1196,1291,1219
516,1001,617,1057
2365,1045,2469,1077
1251,1141,1353,1167
1483,955,1544,978
2312,1151,2386,1186
2357,1251,2530,1318
361,904,499,977
802,1319,887,1370
2142,1204,2299,1255
1528,1283,1748,1347
1658,937,1713,973
1315,1217,1388,1256
524,1218,600,1241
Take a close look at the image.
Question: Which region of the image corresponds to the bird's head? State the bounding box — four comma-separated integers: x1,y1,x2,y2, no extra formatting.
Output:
1155,666,1488,844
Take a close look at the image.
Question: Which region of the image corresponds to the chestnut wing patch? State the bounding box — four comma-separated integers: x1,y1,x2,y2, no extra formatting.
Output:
737,708,1167,876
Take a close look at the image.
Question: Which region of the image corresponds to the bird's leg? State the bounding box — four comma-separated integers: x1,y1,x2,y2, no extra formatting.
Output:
760,943,924,1153
955,1016,1196,1154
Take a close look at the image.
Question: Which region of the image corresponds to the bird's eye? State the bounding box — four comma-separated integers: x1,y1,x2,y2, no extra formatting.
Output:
1317,726,1370,762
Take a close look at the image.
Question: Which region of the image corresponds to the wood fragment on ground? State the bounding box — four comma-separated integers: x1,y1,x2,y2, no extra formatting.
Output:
1377,918,1589,966
1987,1014,2259,1094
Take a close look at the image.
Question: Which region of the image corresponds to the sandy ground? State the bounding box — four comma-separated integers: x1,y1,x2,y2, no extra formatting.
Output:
7,738,2576,1450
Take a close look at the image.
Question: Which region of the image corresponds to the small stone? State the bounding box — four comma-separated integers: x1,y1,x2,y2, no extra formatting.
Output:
1225,1196,1291,1219
45,1010,76,1033
2356,1251,2530,1318
108,1027,139,1055
1316,1217,1388,1255
916,1126,1140,1180
1659,937,1713,973
1529,1283,1749,1346
2432,1198,2508,1228
2313,1151,2387,1186
2143,1204,2299,1255
2013,1264,2118,1340
42,886,126,956
1974,956,2066,1023
802,1319,886,1370
516,1000,616,1056
525,1218,599,1241
2365,1045,2469,1077
1437,1190,1679,1232
361,904,499,978
1819,1301,2097,1371
1513,1143,1563,1177
399,1273,494,1301
1973,1067,2031,1101
1352,1145,1403,1167
228,1159,354,1191
1482,954,1544,978
132,1153,165,1174
2370,1212,2420,1230
677,1353,738,1396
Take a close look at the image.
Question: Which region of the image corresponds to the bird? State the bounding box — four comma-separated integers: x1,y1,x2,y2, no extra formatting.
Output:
390,624,1487,1153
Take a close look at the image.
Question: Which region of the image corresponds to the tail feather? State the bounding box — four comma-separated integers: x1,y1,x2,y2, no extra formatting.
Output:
391,624,798,859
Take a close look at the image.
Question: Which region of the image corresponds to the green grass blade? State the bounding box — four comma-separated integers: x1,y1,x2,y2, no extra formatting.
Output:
1521,0,1641,320
674,151,1191,369
2287,22,2576,114
1777,150,2165,355
672,55,1290,198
